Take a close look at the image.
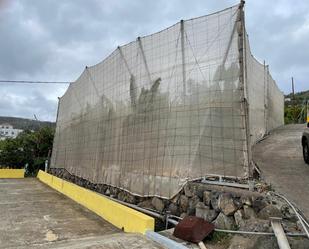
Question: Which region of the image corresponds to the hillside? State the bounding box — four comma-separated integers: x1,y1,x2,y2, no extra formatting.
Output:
285,90,309,104
0,116,55,131
284,90,308,124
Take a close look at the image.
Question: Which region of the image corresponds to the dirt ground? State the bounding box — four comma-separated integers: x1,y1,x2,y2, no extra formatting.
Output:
253,124,309,219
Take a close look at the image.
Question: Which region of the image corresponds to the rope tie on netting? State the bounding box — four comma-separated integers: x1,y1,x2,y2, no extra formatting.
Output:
137,37,152,83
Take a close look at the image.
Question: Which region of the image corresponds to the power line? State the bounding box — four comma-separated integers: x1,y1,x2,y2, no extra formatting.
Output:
0,80,71,84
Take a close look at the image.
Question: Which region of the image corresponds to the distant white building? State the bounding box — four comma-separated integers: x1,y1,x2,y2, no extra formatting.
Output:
0,123,23,140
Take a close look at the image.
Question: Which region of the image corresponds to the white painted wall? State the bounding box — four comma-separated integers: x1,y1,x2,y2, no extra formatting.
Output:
0,123,23,140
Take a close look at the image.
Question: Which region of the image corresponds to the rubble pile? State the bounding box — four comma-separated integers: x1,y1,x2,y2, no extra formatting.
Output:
50,168,308,248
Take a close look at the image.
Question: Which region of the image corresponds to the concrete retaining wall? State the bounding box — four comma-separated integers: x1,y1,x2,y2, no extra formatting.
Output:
0,169,24,178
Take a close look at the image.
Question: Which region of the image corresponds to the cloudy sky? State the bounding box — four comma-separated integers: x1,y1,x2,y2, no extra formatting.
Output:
0,0,308,121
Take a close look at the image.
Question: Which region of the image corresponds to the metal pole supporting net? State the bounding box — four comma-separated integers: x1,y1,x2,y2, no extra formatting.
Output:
50,4,284,198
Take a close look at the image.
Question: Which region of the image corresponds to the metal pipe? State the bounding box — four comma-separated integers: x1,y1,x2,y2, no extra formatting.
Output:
166,218,306,237
146,230,189,249
201,179,249,189
215,228,306,238
99,190,308,238
104,194,164,220
300,215,309,229
270,192,309,239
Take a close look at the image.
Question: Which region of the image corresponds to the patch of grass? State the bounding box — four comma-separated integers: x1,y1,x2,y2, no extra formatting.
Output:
207,231,231,244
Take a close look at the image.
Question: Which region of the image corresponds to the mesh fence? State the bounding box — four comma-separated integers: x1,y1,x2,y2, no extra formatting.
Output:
50,4,284,198
245,35,284,143
266,73,284,131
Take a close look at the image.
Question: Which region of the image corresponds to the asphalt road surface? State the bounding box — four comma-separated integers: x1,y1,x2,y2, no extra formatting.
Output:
253,124,309,219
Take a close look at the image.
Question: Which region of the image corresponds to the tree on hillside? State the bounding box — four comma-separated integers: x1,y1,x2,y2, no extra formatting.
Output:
0,127,54,175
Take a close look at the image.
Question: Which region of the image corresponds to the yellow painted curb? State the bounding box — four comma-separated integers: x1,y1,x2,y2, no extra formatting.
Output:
37,170,154,234
0,169,25,178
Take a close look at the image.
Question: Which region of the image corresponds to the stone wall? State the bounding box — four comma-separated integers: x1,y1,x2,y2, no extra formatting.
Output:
49,168,304,237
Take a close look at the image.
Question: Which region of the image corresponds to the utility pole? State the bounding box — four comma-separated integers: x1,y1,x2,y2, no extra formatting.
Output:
307,100,309,124
291,77,297,123
291,77,295,102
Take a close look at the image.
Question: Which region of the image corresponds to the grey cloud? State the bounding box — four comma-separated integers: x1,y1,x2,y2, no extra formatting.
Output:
0,0,308,121
245,0,309,92
0,89,57,121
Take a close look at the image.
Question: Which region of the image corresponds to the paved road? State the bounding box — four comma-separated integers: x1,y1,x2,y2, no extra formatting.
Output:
0,178,163,249
253,124,309,218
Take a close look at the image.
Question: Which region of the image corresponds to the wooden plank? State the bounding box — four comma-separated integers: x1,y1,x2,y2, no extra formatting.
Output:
270,217,291,249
